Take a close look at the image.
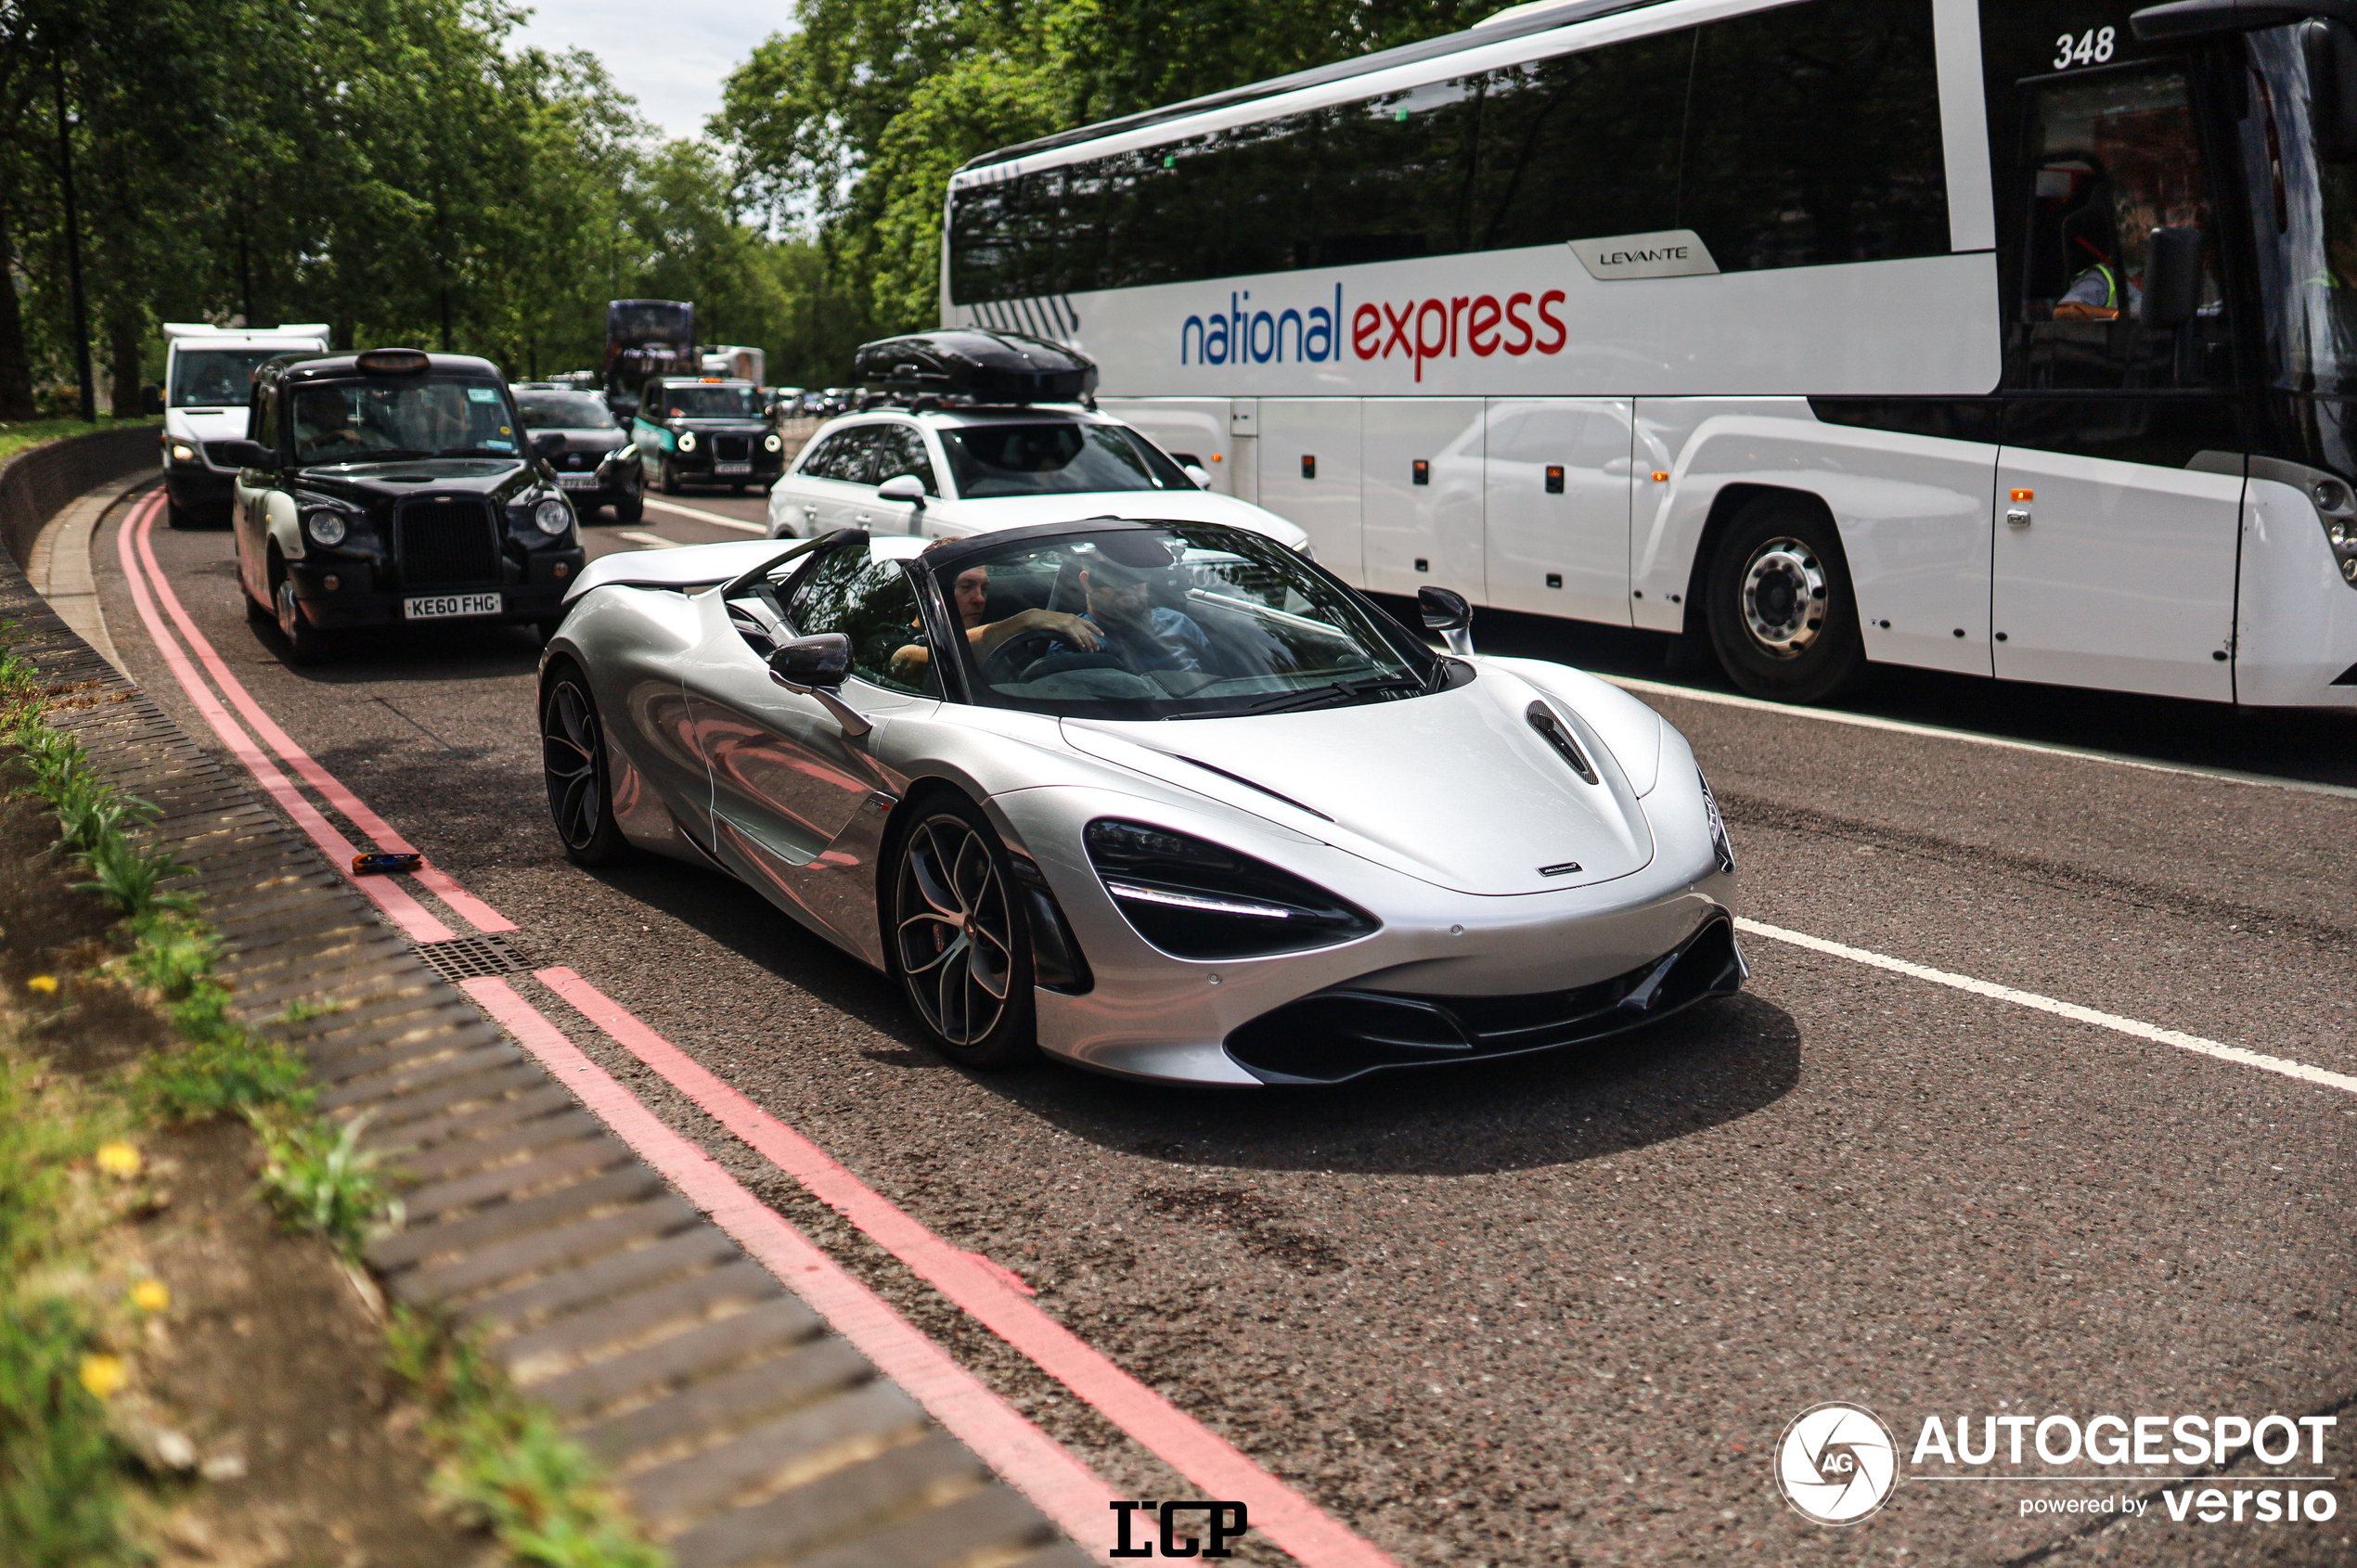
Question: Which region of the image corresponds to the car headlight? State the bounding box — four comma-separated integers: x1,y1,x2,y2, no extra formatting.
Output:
303,508,348,547
169,441,196,463
2318,476,2357,589
676,430,698,454
1699,769,1736,875
533,498,572,535
1084,818,1376,959
763,432,782,453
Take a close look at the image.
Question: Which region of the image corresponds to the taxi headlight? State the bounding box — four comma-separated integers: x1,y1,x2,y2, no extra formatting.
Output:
303,508,348,547
763,432,782,453
676,430,698,454
533,498,573,536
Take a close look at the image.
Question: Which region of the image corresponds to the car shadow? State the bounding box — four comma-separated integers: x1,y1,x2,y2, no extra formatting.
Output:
569,848,1798,1177
240,613,548,685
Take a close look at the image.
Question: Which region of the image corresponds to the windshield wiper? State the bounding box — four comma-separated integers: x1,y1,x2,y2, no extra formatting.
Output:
434,446,516,458
1237,675,1423,715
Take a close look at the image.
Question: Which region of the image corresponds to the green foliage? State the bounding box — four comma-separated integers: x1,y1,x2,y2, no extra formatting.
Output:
388,1310,668,1568
0,1054,133,1567
251,1111,403,1256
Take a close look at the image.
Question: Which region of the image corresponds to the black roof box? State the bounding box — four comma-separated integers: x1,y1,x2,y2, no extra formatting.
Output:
853,329,1097,405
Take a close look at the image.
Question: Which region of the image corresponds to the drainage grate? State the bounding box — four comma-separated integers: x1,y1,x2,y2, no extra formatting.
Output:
412,933,532,983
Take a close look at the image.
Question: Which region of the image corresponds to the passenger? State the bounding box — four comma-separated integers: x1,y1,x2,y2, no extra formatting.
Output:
887,559,1098,682
1070,555,1212,674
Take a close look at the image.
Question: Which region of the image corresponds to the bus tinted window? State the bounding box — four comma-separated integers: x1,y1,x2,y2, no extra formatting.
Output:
949,0,1948,302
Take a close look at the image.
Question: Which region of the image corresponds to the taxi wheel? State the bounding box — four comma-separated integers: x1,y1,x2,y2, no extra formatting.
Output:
273,574,326,666
612,489,643,524
658,459,680,495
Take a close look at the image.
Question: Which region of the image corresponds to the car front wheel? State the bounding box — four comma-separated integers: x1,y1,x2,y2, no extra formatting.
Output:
541,667,630,866
884,796,1037,1070
274,573,327,665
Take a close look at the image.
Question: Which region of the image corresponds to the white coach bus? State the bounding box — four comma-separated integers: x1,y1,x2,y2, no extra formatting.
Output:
942,0,2357,707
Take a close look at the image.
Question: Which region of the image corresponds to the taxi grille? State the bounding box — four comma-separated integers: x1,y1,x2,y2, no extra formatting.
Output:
395,498,500,587
713,434,749,462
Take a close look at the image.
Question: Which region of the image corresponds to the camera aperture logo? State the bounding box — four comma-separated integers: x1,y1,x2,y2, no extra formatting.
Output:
1777,1403,1900,1524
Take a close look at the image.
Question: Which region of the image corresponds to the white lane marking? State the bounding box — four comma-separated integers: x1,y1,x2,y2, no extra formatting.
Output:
640,496,768,533
1606,675,2357,803
615,531,683,549
1736,916,2357,1096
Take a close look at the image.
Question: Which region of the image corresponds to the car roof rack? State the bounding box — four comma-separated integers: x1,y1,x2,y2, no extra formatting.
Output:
852,329,1097,410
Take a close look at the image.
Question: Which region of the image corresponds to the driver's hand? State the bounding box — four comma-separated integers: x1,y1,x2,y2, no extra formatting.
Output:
1048,612,1100,650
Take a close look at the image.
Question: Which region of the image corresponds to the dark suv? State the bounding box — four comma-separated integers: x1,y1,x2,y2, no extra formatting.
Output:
220,349,585,662
514,383,643,521
630,375,785,494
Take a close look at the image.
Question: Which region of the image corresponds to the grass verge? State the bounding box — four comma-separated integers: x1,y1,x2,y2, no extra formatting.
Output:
0,416,161,465
0,630,667,1566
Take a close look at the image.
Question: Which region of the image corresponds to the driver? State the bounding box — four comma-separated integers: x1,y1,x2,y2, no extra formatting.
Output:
886,559,1100,681
294,389,383,460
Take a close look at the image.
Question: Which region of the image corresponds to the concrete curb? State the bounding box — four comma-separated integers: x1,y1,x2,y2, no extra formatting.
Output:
3,474,1094,1568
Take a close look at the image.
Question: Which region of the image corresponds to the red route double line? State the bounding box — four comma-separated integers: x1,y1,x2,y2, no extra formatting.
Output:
109,489,1403,1568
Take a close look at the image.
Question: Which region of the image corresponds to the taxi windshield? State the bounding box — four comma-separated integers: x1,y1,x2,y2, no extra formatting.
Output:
289,378,519,466
936,422,1195,499
933,522,1433,720
514,391,616,430
660,385,761,418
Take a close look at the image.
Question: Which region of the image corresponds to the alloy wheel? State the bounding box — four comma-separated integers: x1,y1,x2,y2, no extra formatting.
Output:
1738,535,1829,659
893,813,1015,1047
542,678,606,851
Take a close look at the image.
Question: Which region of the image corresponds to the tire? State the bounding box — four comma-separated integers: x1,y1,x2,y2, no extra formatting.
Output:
658,458,679,495
541,666,631,867
274,572,327,666
612,488,643,524
883,794,1038,1070
1704,495,1864,704
166,495,195,530
245,587,271,625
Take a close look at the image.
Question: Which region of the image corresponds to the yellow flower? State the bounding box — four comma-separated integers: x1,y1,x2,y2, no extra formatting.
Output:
79,1355,126,1398
129,1280,170,1313
27,974,58,995
94,1142,143,1178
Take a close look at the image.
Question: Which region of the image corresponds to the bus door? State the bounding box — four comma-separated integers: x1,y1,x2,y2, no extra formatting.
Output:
1989,59,2243,701
1256,400,1365,576
1361,400,1485,600
1482,400,1634,624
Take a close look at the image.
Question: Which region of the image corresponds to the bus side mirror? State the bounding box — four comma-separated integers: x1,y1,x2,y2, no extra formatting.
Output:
2306,19,2357,161
2141,226,2206,328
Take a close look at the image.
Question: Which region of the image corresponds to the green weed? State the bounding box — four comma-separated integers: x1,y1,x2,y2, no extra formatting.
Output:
251,1111,403,1256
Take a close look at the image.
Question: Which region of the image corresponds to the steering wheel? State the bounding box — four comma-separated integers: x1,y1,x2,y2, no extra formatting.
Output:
981,626,1084,683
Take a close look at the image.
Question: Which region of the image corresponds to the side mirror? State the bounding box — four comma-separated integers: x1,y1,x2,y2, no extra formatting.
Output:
768,632,851,689
532,431,567,458
1418,585,1475,657
213,439,275,470
1182,464,1213,488
2307,19,2357,161
877,473,927,506
2140,226,2206,328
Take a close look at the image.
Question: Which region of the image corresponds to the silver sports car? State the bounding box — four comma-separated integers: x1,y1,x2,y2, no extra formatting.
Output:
540,518,1744,1085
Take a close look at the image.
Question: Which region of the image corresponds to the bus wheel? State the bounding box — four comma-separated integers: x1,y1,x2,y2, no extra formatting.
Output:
1705,497,1863,704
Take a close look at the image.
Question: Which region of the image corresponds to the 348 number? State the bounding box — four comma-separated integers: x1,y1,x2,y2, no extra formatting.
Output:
2054,27,2117,69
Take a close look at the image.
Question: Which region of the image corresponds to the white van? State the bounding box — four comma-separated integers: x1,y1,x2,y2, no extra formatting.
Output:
161,323,329,526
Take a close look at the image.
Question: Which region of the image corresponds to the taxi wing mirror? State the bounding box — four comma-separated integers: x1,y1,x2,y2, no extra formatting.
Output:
213,439,274,469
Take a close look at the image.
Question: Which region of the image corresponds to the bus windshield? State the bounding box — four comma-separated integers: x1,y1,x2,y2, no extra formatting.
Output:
170,349,281,408
937,422,1195,499
935,522,1430,720
2245,27,2357,397
658,385,761,418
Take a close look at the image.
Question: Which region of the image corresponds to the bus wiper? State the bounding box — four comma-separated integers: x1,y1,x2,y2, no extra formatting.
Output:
1241,675,1423,714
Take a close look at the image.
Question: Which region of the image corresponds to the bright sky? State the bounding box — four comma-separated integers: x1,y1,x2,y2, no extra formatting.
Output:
510,0,790,140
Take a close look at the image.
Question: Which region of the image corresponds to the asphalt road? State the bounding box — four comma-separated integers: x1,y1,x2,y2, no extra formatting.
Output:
95,484,2357,1567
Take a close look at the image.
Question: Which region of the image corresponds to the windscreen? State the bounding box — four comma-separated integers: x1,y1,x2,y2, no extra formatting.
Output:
287,378,518,466
514,391,617,430
608,301,692,346
934,523,1430,720
169,349,283,408
658,385,762,418
936,422,1195,499
2245,27,2357,396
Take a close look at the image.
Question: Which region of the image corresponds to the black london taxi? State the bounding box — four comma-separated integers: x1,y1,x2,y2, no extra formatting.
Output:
216,348,585,662
630,374,786,495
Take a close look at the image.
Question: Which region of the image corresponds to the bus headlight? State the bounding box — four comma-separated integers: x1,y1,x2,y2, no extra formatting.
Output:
676,431,698,454
533,498,572,535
